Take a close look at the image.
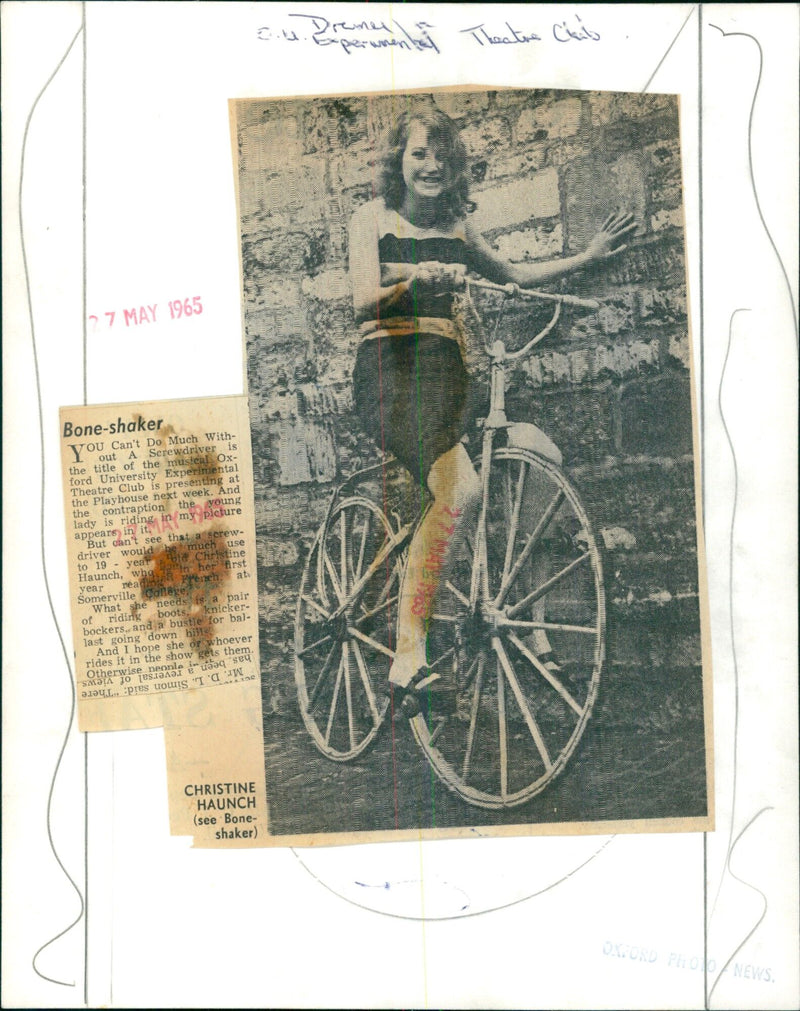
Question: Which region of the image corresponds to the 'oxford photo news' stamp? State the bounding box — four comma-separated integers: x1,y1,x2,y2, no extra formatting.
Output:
231,86,713,844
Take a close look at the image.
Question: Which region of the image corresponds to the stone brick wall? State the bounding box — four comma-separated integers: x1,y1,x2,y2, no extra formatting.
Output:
233,88,698,705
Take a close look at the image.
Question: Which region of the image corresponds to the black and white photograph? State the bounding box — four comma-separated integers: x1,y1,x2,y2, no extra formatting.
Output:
231,86,712,842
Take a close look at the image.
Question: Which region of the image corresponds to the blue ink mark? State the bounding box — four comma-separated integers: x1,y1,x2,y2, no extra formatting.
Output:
459,22,541,46
277,12,439,56
553,14,601,43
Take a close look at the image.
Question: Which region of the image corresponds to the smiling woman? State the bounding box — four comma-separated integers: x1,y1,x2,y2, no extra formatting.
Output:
348,102,635,704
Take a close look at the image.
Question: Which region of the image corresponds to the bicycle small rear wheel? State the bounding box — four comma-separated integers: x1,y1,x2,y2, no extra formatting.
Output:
410,447,604,807
295,496,403,761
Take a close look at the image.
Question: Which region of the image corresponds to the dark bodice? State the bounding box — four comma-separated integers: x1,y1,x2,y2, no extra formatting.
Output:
378,233,469,320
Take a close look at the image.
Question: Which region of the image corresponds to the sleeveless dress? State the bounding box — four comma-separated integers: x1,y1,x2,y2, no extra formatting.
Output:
352,202,473,484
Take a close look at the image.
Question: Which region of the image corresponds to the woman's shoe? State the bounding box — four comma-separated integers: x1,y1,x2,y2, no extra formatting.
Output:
396,667,456,718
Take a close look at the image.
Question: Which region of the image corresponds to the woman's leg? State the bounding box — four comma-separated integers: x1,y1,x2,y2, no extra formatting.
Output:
389,442,481,688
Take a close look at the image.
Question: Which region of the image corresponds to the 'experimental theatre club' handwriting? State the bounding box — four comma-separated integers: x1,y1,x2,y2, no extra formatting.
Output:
257,14,439,56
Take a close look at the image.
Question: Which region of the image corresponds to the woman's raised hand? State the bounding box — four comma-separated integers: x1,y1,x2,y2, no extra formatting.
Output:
583,210,638,262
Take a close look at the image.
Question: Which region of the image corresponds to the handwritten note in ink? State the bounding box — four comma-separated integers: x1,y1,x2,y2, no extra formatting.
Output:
253,11,602,56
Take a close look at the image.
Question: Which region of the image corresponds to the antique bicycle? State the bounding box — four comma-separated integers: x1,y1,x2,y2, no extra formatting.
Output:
294,279,606,809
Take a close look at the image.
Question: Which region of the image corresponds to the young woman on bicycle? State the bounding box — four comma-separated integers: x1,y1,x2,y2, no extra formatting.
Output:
348,104,634,713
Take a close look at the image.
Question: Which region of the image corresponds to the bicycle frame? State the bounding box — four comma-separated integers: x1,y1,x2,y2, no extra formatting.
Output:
294,277,606,794
461,278,597,615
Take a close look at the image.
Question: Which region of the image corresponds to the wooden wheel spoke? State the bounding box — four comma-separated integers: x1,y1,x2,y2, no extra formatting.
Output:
351,639,381,726
371,560,399,611
423,644,455,672
356,594,399,625
322,547,344,604
507,551,590,618
309,643,338,706
339,511,348,596
428,717,448,747
495,636,552,771
461,652,486,780
445,580,469,608
347,625,395,660
342,642,356,751
501,461,527,585
507,632,583,716
495,645,509,798
461,654,480,690
301,593,330,620
495,489,565,607
354,511,371,584
502,618,598,635
297,632,334,658
324,655,345,746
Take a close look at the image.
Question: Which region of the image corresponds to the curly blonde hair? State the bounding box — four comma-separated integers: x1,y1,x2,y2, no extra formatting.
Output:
377,106,470,225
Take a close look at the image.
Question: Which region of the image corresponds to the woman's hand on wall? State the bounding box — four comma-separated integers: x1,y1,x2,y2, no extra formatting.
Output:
583,210,638,263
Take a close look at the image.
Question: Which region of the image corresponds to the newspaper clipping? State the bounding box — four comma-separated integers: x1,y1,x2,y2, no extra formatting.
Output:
58,87,712,848
230,87,713,845
60,395,268,845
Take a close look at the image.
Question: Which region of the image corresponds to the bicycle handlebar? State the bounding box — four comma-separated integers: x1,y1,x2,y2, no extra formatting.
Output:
465,276,600,310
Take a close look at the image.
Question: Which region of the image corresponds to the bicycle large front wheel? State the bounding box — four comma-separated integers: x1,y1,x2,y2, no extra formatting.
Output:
410,447,605,808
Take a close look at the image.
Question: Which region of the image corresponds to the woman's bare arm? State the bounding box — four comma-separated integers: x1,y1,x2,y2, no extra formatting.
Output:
349,203,417,322
464,210,637,288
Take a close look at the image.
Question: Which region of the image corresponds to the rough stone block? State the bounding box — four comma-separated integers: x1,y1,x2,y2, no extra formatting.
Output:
616,373,693,457
433,91,490,119
301,269,351,301
600,236,686,287
564,153,648,254
329,140,380,194
493,220,563,262
475,147,550,185
644,138,683,210
258,538,300,569
300,97,369,154
459,116,512,160
273,417,337,485
667,332,691,370
244,227,329,275
516,98,582,142
637,286,687,326
470,168,561,234
239,118,303,174
244,158,329,219
596,295,635,336
509,385,617,465
651,208,684,232
571,458,698,557
493,88,545,109
589,92,676,128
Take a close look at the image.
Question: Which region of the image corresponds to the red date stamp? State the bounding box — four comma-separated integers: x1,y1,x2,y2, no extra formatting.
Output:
411,505,463,618
88,296,204,331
